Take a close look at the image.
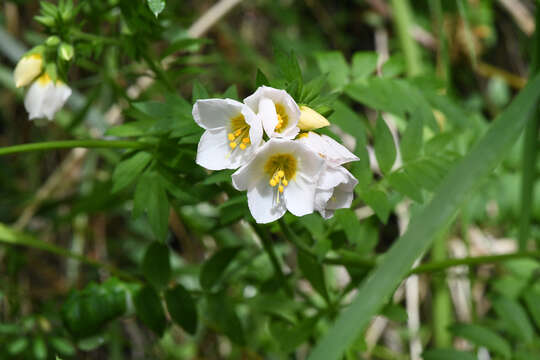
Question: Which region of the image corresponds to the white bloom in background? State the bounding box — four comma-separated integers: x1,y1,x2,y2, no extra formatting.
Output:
24,73,72,120
298,131,359,218
244,86,300,140
298,105,330,131
193,98,263,170
14,53,43,88
231,138,324,224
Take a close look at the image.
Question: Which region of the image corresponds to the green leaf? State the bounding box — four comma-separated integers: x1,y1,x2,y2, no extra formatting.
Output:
351,52,378,79
77,335,105,351
422,349,477,360
8,337,28,355
134,285,167,336
147,0,165,17
275,48,302,86
146,172,169,241
200,246,242,290
315,51,349,90
400,110,423,163
223,84,238,100
255,68,270,88
450,323,511,358
206,293,245,345
307,73,540,360
192,79,209,102
33,337,47,360
381,304,407,323
493,296,534,343
297,250,329,301
112,151,152,193
360,189,391,224
105,119,155,137
50,337,76,357
374,114,396,174
142,242,171,289
202,170,234,185
165,284,198,334
61,278,129,338
523,287,540,329
387,169,423,203
269,316,319,353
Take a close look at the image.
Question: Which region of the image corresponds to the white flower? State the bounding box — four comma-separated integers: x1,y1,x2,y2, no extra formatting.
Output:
315,166,358,219
298,105,330,131
244,86,300,140
298,131,359,218
231,138,325,224
14,53,43,88
24,73,72,120
193,98,263,170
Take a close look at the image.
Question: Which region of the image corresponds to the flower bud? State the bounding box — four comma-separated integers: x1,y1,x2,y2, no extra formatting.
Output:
298,105,330,131
13,53,43,88
46,35,61,47
59,43,74,61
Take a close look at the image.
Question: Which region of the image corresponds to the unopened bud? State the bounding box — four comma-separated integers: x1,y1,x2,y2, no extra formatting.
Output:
13,53,43,88
46,36,61,46
59,43,74,61
298,105,330,131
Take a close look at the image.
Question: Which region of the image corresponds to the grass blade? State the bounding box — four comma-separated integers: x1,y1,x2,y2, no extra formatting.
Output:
308,73,540,360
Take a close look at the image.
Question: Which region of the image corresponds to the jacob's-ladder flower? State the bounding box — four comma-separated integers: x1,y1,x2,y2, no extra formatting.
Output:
231,138,325,223
193,98,263,170
24,73,72,120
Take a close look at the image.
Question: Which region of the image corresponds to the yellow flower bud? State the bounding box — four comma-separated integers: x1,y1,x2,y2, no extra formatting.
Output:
298,105,330,131
13,53,43,88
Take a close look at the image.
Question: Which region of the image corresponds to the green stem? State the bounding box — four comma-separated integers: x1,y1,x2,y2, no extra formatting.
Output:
0,140,148,156
519,4,540,250
431,231,452,347
254,224,293,296
323,251,540,276
0,223,136,281
277,218,316,256
390,0,422,77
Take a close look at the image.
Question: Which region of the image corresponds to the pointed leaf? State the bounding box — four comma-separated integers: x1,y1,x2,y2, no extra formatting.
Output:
200,246,242,290
374,114,396,174
134,285,167,336
165,284,198,334
142,242,171,289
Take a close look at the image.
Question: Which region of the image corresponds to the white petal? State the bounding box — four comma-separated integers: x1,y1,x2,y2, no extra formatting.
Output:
242,106,263,147
247,178,286,224
24,79,52,120
192,98,243,130
259,97,278,138
317,165,349,190
321,135,359,166
231,153,265,191
326,186,355,210
285,174,316,217
196,128,236,170
42,82,71,120
294,142,325,180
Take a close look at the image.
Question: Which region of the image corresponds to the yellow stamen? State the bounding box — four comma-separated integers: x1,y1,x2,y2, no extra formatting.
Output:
282,179,288,186
234,129,242,136
277,170,285,178
274,104,289,133
229,142,237,149
239,143,246,150
242,137,250,143
228,133,235,141
270,179,277,187
278,185,284,193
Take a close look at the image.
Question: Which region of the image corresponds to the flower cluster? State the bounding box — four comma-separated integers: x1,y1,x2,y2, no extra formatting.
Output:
13,48,72,121
193,86,359,224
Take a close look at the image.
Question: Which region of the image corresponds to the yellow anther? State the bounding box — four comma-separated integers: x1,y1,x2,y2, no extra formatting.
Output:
277,170,285,178
228,133,235,141
242,137,250,143
278,185,284,193
282,179,288,186
239,143,246,150
234,129,242,136
229,142,237,149
269,179,277,187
